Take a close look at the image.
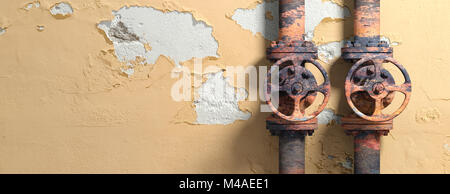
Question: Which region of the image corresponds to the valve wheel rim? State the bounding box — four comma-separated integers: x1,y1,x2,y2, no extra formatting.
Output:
345,56,412,122
265,55,331,122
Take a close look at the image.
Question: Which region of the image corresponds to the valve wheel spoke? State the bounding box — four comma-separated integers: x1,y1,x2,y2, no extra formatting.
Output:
291,97,305,119
309,83,329,95
373,59,383,80
373,98,384,116
349,85,365,94
385,83,411,95
268,83,288,93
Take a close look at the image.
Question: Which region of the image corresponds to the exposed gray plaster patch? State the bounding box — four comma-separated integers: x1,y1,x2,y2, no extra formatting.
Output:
121,68,134,77
317,108,341,125
305,0,350,41
24,1,40,11
36,25,45,32
98,6,219,71
194,71,251,125
380,36,400,46
230,0,349,41
230,1,279,41
50,2,73,17
317,41,345,62
0,27,5,36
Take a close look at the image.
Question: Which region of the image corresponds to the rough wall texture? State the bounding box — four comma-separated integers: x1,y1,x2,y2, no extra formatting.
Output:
0,0,449,174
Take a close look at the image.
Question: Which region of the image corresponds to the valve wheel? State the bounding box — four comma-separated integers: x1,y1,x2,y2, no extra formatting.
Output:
266,55,331,122
345,56,412,122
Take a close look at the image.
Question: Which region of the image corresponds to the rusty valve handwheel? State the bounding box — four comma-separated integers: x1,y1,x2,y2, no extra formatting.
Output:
266,55,331,122
345,56,412,122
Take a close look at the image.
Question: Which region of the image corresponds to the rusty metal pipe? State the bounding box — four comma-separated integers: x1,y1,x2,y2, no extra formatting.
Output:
341,0,412,174
354,0,380,44
354,131,381,174
267,0,326,174
279,131,305,174
272,0,308,175
278,0,305,42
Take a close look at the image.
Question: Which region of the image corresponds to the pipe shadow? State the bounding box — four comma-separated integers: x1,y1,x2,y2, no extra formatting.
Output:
200,0,357,174
221,1,280,173
306,0,356,174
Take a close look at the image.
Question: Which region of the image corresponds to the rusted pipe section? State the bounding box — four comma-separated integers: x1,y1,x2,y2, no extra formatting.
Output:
341,0,412,174
267,0,316,61
266,0,330,174
279,131,305,174
354,131,380,174
354,0,380,45
278,0,305,42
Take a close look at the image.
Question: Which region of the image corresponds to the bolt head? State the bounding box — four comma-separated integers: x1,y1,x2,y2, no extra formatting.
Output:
345,41,353,47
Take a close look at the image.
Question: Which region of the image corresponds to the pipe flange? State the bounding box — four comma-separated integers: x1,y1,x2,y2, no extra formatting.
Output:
267,40,318,60
342,40,393,61
266,115,317,136
341,116,393,136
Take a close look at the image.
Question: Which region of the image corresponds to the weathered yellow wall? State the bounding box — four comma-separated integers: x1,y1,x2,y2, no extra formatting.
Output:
0,0,449,173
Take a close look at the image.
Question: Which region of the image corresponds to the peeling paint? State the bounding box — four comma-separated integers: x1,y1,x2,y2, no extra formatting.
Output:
98,6,219,72
318,41,345,62
50,2,73,18
307,0,351,62
194,71,251,125
230,0,349,41
317,108,341,125
416,108,441,123
380,36,401,46
36,25,44,32
230,1,279,41
305,0,350,40
24,1,40,11
121,67,134,77
0,27,5,36
0,0,447,174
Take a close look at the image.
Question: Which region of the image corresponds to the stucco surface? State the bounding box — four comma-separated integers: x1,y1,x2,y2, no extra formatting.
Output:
0,0,449,173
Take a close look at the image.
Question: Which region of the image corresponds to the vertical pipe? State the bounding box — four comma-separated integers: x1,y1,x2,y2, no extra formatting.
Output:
279,131,305,174
275,0,307,174
354,131,381,174
278,0,305,42
354,0,380,44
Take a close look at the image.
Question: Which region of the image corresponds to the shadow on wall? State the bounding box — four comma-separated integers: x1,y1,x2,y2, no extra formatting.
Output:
215,1,356,174
313,0,355,173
